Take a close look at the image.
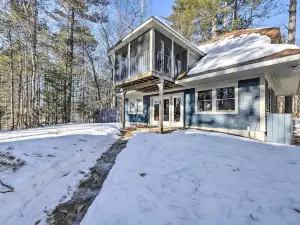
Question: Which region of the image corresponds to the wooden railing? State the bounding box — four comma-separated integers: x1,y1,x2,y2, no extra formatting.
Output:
154,51,171,77
116,50,183,81
130,50,150,77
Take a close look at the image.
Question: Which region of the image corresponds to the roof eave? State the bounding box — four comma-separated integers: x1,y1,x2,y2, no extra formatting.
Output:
176,51,300,85
109,17,205,56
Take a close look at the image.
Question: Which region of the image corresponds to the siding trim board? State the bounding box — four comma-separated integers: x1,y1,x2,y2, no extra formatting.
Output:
126,77,263,135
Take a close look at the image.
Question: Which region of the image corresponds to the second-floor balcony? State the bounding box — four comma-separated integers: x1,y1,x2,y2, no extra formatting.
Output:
115,50,187,82
111,17,204,89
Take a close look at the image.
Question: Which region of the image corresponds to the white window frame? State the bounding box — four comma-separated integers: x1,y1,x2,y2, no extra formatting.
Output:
196,89,213,112
128,98,144,114
195,82,238,114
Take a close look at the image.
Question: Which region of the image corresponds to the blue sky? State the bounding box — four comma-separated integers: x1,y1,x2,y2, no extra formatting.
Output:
150,0,300,45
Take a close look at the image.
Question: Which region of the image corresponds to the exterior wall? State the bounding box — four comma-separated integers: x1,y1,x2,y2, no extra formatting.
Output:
125,77,264,140
184,78,260,131
126,95,150,124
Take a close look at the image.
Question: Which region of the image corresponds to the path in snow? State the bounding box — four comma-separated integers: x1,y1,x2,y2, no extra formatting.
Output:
0,123,121,225
81,130,300,225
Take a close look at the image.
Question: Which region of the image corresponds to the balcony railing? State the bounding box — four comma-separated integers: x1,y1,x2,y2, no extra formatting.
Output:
155,51,171,76
116,50,186,82
130,50,150,77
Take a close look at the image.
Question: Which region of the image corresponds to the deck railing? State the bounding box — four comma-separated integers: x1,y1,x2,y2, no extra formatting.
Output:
130,51,150,77
154,51,171,76
116,50,179,81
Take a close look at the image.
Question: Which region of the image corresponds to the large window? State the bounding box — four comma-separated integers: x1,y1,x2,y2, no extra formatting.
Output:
128,98,143,114
195,83,238,114
197,90,212,112
216,86,235,111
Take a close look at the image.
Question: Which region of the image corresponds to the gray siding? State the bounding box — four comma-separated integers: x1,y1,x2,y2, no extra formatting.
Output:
126,77,261,131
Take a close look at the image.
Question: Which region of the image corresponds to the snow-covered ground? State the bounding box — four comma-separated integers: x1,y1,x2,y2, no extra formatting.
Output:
0,123,121,225
82,130,300,225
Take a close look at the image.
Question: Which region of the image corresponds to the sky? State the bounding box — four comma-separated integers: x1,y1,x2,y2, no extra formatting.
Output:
150,0,300,45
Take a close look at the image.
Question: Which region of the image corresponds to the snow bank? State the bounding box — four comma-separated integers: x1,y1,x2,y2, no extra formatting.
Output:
81,130,300,225
0,123,121,225
188,33,299,76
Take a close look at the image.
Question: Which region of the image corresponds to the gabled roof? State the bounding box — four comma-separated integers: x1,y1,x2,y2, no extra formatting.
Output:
109,17,205,56
178,28,300,80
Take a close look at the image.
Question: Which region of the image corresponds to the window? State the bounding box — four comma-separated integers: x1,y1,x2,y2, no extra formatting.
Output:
136,99,143,114
195,83,238,114
197,90,212,111
164,99,170,121
128,98,143,114
216,86,235,111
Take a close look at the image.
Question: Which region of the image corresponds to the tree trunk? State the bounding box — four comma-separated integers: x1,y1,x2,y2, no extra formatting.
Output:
86,49,101,105
31,0,38,127
67,8,75,123
8,27,15,130
288,0,297,44
211,15,217,39
232,0,238,28
223,0,228,30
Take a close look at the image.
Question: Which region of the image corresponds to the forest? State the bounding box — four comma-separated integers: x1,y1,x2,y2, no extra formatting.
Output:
0,0,146,130
0,0,298,130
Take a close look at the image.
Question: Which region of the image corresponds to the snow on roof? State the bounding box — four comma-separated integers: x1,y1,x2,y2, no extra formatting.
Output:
187,31,300,77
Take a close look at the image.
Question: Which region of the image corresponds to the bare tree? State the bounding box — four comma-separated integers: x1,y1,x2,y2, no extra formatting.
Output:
288,0,297,44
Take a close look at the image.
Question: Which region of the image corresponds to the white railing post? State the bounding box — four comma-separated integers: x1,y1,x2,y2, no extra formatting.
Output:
171,39,175,77
128,42,131,77
149,28,155,72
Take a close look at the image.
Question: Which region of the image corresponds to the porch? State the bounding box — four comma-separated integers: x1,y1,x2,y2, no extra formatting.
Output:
110,17,203,133
111,17,203,93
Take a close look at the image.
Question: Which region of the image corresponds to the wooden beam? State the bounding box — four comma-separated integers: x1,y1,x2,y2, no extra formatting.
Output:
125,80,159,91
157,79,164,134
122,90,127,130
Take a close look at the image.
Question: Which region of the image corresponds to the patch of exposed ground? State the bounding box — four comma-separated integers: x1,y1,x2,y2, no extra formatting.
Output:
47,129,132,225
0,150,25,172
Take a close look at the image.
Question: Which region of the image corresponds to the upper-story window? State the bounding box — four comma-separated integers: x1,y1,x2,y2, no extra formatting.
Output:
174,43,187,76
130,31,150,76
115,45,128,82
155,31,172,75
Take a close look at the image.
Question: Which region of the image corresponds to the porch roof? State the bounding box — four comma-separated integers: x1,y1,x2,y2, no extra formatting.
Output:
108,17,205,57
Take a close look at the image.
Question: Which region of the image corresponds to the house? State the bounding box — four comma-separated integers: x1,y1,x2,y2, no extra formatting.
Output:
109,16,300,141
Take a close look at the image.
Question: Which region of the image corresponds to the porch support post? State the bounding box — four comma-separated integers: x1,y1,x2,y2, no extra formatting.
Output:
171,39,174,77
112,52,117,107
157,79,164,134
149,28,155,72
128,42,131,77
122,90,127,130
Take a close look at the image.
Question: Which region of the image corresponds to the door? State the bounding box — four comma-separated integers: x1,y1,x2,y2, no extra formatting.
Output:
151,96,171,126
171,94,184,127
150,93,184,127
